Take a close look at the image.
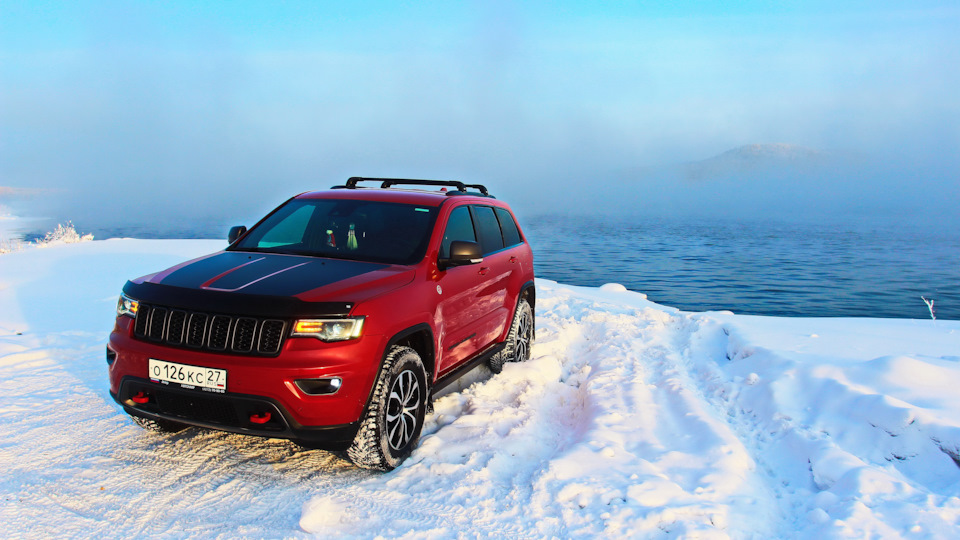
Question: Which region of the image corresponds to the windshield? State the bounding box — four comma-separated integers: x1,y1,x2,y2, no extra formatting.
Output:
231,199,439,265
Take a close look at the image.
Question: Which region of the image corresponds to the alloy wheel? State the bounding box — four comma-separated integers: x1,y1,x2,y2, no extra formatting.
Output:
515,310,531,361
385,369,421,450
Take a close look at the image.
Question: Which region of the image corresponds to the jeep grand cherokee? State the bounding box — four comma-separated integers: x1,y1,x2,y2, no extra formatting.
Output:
107,178,535,470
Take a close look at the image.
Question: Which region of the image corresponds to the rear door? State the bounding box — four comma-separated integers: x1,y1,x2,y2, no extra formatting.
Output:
435,205,489,373
467,205,514,349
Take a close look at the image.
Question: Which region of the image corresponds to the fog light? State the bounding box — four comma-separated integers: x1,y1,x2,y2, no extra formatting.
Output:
295,377,342,395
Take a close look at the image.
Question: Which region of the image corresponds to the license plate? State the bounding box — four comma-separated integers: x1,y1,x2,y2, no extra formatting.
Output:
148,359,227,392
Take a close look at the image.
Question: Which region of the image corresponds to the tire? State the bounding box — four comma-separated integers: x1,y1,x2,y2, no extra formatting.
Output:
131,415,189,433
346,346,428,471
488,298,534,374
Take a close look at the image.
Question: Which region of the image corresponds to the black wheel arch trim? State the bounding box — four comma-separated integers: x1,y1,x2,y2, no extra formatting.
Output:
519,281,536,339
358,323,435,415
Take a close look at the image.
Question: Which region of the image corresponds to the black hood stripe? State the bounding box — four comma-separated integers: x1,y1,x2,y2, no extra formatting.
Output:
203,261,309,292
124,281,354,319
155,251,387,297
125,251,394,318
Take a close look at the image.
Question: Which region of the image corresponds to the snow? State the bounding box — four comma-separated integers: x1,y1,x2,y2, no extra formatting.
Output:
2,239,959,538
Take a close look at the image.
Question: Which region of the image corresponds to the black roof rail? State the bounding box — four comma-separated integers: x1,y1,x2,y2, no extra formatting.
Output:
332,177,492,197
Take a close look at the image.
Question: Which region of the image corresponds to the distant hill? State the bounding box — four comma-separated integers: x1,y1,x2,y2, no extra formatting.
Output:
682,143,830,182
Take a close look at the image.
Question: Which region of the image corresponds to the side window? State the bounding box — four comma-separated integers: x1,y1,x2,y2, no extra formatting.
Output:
440,206,476,259
495,207,522,247
472,206,505,256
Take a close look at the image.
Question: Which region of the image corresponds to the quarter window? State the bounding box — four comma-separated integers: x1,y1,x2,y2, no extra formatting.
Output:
472,206,505,255
495,207,522,247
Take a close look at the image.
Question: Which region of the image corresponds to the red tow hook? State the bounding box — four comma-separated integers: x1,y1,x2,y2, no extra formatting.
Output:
249,412,271,424
131,392,149,404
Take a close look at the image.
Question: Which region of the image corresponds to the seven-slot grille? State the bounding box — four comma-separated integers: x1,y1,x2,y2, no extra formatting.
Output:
134,304,286,355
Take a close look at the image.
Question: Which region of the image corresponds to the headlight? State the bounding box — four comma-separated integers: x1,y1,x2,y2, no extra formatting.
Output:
291,317,365,342
117,293,139,318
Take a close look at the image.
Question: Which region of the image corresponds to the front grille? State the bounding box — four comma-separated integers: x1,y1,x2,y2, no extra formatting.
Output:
232,318,257,352
134,304,286,356
209,316,231,350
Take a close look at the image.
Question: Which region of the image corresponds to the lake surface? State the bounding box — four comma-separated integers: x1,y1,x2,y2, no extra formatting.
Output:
24,214,960,320
524,214,959,320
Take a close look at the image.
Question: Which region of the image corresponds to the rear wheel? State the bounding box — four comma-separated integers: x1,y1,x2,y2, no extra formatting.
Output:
488,298,534,374
347,346,428,470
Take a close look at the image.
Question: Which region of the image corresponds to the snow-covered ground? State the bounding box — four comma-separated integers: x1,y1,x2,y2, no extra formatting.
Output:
2,239,959,538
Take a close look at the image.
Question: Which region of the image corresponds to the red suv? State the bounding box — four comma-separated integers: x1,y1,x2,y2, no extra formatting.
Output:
107,178,535,470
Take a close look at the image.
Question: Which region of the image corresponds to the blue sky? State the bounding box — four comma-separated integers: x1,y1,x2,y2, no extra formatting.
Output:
1,1,957,224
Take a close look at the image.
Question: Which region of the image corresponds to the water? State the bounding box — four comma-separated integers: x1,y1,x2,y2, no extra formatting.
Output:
19,214,960,320
524,214,959,320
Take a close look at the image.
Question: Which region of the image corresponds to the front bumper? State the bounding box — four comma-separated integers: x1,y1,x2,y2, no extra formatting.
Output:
112,378,359,449
107,316,387,440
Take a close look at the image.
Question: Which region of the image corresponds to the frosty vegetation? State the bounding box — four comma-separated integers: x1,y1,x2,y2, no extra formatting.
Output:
0,221,93,254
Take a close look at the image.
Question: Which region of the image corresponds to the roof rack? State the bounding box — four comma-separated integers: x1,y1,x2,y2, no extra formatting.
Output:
333,177,491,197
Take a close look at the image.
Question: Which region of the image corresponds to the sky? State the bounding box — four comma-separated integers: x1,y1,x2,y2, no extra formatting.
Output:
1,1,958,230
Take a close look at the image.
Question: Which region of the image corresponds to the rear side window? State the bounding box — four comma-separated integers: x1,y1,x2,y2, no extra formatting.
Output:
495,207,522,247
440,206,477,259
472,206,505,255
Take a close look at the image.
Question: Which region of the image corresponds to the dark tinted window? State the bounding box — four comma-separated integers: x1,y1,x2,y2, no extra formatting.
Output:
495,207,522,247
472,206,504,255
231,199,437,265
440,206,476,259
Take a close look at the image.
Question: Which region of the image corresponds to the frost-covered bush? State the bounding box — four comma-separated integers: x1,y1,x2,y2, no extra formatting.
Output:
35,222,94,248
0,238,26,254
0,222,93,254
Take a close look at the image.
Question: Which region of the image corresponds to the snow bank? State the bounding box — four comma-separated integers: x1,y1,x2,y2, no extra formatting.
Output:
1,240,958,538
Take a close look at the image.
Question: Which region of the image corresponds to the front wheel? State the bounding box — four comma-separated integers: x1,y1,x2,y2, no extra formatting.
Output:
488,298,534,374
346,346,428,471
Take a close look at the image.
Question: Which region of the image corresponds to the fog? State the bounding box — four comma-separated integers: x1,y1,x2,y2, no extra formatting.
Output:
1,2,958,235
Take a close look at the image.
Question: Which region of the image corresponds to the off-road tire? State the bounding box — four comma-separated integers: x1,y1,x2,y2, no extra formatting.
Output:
131,415,189,433
346,346,428,471
488,298,534,374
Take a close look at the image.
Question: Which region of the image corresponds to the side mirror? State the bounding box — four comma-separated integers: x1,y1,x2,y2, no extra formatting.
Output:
440,240,483,270
228,225,247,244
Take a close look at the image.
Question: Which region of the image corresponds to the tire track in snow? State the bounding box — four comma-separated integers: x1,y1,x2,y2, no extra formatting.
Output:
524,286,782,538
299,283,784,538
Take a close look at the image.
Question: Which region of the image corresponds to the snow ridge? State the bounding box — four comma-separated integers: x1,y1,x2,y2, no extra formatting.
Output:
684,318,960,537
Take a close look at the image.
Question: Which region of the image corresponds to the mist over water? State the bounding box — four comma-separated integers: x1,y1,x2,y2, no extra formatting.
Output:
2,3,957,318
3,3,958,232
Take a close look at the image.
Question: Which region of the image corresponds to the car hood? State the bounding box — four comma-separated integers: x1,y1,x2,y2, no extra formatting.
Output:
124,250,414,318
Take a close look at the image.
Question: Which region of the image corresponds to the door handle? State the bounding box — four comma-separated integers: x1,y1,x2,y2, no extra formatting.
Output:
478,267,490,276
509,257,519,264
